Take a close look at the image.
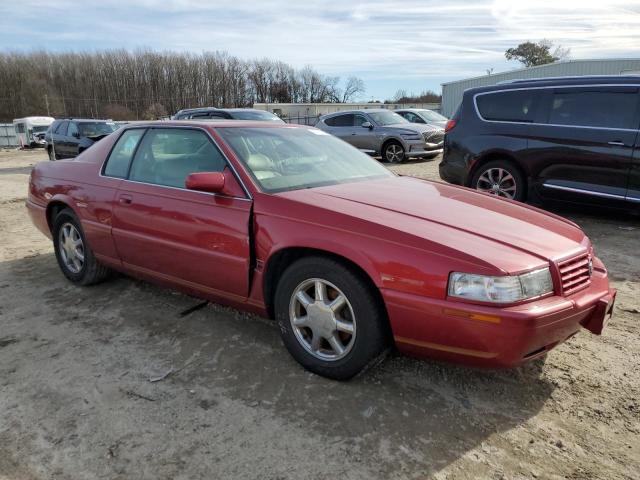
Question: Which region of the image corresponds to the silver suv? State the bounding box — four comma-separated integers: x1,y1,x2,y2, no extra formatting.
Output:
315,109,444,162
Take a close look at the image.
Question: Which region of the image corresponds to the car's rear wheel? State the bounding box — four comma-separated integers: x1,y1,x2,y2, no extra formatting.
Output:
275,257,390,380
471,160,525,201
383,141,405,163
48,147,56,161
53,208,111,285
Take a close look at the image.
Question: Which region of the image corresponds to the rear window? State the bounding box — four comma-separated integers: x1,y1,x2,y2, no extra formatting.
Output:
476,90,537,122
324,114,354,127
548,89,639,129
104,129,145,178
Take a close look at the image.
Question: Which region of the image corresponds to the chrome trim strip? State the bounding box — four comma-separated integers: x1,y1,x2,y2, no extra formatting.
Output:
542,182,627,200
99,124,253,201
472,83,640,132
626,195,640,203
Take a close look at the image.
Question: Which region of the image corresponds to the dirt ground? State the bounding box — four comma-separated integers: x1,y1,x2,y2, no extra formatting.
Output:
0,149,638,480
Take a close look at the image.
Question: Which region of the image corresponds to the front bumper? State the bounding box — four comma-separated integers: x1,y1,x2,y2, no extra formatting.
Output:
405,139,444,158
382,266,615,368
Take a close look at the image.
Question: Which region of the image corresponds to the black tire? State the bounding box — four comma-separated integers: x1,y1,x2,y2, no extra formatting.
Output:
382,140,405,163
275,256,390,380
48,147,56,161
470,159,526,202
52,208,111,286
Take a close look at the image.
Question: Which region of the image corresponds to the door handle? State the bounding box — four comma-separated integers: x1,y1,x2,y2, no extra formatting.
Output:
118,194,133,205
608,141,626,147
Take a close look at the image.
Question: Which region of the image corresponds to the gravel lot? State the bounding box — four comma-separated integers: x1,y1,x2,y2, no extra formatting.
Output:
1,149,639,480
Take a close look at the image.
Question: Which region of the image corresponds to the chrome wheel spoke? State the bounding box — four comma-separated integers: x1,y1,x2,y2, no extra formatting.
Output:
327,334,345,355
310,333,322,352
314,280,327,303
335,318,354,334
292,315,308,327
329,295,346,313
296,290,313,309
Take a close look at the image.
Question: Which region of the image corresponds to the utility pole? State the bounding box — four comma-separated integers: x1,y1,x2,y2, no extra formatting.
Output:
44,94,50,116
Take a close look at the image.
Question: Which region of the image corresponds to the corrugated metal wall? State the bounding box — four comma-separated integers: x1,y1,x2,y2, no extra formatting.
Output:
441,59,640,117
0,124,18,147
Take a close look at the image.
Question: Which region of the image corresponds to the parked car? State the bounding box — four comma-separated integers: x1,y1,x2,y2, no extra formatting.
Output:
315,109,444,162
440,75,640,210
12,116,54,148
45,119,118,160
395,108,449,129
27,120,615,380
173,107,284,122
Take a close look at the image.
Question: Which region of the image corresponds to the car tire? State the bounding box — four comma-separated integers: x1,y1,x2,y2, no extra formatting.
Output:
275,256,390,380
383,141,405,163
53,208,111,286
471,160,526,201
48,147,56,161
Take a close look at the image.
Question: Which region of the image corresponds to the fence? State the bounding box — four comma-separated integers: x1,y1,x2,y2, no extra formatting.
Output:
281,114,320,126
0,124,18,147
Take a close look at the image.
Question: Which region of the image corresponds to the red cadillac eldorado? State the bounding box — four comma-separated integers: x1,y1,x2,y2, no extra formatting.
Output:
26,121,616,379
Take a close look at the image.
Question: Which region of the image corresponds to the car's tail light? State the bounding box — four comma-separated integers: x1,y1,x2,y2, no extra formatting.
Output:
445,119,457,132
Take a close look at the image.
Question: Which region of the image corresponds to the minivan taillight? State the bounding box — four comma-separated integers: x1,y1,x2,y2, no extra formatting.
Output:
445,119,457,133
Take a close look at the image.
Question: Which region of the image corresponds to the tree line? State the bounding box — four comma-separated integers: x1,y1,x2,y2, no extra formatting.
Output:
0,49,366,122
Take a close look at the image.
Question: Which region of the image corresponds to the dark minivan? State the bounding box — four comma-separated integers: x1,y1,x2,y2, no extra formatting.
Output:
46,119,118,160
440,75,640,210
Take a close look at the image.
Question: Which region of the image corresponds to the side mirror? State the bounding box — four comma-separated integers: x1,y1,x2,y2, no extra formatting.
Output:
362,122,373,129
185,172,225,193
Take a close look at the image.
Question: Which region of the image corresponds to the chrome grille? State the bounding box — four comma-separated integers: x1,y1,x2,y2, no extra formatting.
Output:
558,253,591,295
422,130,444,144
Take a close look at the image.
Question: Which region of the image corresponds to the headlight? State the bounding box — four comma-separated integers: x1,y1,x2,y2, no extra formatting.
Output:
400,133,421,140
448,268,553,303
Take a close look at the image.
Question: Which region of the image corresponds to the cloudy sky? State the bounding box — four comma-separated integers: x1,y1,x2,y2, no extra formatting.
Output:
1,0,639,99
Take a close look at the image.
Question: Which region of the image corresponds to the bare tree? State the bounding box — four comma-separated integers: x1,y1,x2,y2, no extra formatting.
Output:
341,77,365,103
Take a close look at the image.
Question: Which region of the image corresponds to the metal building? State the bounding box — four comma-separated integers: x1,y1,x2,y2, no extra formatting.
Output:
441,58,640,117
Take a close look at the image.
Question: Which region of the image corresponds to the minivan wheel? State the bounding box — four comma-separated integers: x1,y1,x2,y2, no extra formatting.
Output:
383,141,405,163
471,160,525,201
275,256,390,380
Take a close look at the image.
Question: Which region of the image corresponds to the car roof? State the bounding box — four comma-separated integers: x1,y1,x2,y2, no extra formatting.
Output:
466,74,640,95
320,108,393,118
119,120,310,130
54,118,114,123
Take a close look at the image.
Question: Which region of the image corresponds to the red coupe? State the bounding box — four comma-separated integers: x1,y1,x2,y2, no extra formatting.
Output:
27,121,616,379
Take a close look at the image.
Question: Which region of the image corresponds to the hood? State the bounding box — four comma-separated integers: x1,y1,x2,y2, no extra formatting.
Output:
278,176,588,274
386,122,439,134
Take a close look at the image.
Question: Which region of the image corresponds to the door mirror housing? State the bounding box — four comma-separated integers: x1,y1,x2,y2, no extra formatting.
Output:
361,121,373,129
185,172,225,193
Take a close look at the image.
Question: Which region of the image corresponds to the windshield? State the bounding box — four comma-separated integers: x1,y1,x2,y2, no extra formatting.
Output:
367,111,408,126
218,127,394,193
78,122,117,137
419,110,448,122
31,125,49,133
230,110,283,122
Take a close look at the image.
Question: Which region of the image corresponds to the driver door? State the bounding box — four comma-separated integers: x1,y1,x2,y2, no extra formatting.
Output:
110,127,253,299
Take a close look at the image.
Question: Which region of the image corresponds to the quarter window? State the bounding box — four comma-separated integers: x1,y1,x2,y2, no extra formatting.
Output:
67,122,79,138
548,89,639,129
325,114,354,127
476,90,537,122
104,129,146,178
56,121,69,136
128,128,226,188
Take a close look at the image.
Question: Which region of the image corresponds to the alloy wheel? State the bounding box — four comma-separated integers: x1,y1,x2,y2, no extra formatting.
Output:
289,278,356,361
58,222,85,274
476,167,517,199
385,144,404,163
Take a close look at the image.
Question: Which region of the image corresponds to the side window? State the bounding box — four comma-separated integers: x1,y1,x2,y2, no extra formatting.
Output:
548,89,639,129
104,129,146,178
325,114,354,127
190,113,210,119
353,114,368,127
56,121,69,136
15,123,25,134
129,128,226,188
67,122,79,138
476,90,537,122
404,112,424,123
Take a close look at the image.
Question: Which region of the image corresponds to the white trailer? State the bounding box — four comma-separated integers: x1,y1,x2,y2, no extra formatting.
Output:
12,116,54,148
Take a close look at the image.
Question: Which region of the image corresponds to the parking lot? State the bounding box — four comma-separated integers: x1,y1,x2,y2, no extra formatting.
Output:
1,149,638,479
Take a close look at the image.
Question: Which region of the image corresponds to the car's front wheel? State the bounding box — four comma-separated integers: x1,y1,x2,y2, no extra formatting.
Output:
471,160,525,201
48,147,56,161
383,141,405,163
275,257,390,380
53,208,111,285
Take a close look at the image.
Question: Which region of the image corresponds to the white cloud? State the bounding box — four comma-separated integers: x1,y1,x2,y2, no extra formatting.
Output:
1,0,639,98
